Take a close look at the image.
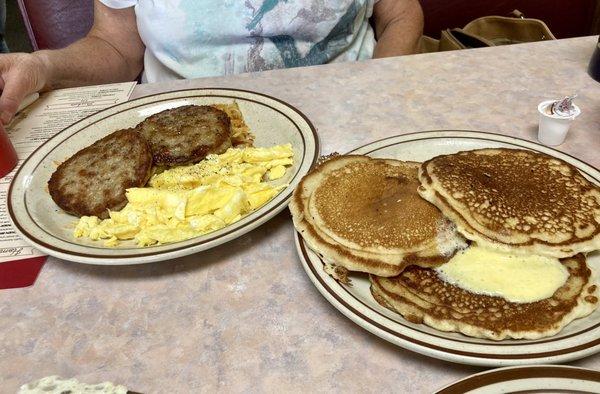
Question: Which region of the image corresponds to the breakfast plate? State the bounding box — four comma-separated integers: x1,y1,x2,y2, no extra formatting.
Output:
295,130,600,366
435,365,600,393
9,88,318,264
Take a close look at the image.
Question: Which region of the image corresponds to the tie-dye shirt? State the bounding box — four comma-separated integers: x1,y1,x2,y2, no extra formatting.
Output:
100,0,378,82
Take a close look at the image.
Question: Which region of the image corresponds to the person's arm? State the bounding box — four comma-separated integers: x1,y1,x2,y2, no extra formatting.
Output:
0,1,144,124
372,0,423,58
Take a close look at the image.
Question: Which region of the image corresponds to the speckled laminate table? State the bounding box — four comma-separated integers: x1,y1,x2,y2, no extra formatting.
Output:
2,36,600,393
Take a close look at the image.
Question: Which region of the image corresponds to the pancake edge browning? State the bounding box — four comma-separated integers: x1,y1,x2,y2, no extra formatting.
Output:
370,255,599,340
290,155,461,277
418,148,600,258
291,155,406,276
310,158,462,255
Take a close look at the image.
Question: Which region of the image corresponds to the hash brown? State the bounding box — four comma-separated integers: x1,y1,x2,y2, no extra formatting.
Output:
211,102,254,147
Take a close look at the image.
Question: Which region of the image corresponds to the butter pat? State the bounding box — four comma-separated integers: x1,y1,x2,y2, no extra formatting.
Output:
436,245,568,303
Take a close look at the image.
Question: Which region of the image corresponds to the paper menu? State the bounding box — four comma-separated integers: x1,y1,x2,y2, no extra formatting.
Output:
0,81,137,262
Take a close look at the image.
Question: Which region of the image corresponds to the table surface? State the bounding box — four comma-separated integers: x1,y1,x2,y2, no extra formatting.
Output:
2,36,600,393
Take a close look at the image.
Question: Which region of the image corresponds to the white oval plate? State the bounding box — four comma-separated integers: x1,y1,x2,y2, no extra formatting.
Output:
296,130,600,366
435,365,600,393
9,88,318,265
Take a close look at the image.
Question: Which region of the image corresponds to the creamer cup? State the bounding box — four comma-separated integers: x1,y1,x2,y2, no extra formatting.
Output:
537,100,580,146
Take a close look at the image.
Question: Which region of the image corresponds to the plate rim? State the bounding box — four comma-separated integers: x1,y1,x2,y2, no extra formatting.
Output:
8,87,320,264
434,365,600,394
295,129,600,366
348,129,599,173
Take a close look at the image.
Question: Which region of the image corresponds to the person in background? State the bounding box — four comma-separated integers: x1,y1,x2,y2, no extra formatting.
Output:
0,0,423,124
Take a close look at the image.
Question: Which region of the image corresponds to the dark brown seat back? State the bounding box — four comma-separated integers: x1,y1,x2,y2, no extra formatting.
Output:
420,0,597,39
17,0,94,50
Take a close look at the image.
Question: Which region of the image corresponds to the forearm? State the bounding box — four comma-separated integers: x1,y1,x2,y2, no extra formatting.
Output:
373,0,423,58
34,35,143,91
0,2,142,123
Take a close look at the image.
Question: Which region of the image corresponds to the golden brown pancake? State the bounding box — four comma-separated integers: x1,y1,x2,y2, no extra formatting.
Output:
370,254,598,340
290,155,466,277
310,159,449,254
418,148,600,258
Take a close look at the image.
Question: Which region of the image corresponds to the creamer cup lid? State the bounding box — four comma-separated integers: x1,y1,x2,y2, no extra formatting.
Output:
538,100,580,120
551,94,578,117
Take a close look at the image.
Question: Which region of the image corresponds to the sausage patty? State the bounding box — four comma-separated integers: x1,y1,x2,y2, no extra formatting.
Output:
48,129,153,219
134,105,232,167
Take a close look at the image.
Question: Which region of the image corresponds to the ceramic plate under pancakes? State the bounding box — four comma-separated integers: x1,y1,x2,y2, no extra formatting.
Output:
435,365,600,393
295,130,600,366
9,88,318,265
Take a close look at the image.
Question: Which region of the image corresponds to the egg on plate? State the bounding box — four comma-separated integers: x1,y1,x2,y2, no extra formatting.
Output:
74,144,294,246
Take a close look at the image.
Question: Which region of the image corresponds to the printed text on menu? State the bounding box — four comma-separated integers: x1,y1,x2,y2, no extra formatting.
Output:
0,82,136,262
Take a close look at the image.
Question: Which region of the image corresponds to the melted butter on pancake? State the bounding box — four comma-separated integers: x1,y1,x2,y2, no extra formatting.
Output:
436,245,568,303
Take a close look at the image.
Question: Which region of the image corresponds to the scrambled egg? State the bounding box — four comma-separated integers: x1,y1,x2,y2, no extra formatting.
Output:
74,144,294,246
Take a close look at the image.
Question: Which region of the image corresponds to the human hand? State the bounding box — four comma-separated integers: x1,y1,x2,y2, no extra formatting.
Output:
0,53,48,124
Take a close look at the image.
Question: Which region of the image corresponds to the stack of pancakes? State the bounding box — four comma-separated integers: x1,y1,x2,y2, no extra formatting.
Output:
290,155,467,277
291,149,600,340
